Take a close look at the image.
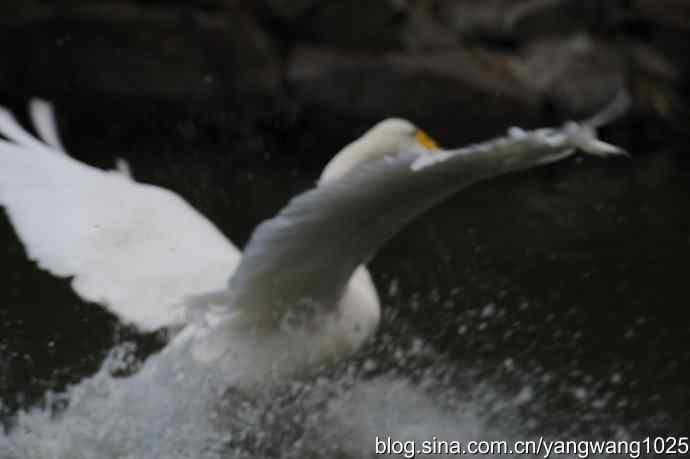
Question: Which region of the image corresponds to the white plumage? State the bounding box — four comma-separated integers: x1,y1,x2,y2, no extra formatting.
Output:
0,101,624,387
0,102,240,330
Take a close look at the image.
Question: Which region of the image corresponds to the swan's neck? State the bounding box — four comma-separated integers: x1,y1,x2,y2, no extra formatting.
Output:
319,133,397,184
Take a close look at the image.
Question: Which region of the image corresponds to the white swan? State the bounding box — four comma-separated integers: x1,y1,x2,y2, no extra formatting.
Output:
0,100,625,390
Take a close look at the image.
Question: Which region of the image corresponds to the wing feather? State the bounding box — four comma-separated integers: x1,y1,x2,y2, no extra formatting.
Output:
225,151,466,325
0,102,240,331
225,121,622,326
29,99,67,152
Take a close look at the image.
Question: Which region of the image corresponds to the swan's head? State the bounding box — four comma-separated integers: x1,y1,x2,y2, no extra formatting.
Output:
319,118,439,184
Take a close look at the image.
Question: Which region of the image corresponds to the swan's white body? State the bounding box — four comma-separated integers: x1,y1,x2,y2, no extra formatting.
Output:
0,102,624,390
175,119,432,386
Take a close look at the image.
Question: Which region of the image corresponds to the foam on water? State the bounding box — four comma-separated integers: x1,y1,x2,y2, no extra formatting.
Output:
0,352,506,457
0,305,643,459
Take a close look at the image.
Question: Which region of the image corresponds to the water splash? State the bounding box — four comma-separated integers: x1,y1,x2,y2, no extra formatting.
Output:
0,301,647,459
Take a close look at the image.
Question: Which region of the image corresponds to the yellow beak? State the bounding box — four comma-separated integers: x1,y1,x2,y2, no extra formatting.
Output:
415,130,439,151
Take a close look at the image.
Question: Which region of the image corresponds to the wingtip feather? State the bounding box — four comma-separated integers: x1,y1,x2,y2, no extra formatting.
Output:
29,98,66,153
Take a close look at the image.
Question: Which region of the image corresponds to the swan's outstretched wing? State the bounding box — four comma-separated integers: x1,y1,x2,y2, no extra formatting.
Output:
224,122,624,328
0,101,240,331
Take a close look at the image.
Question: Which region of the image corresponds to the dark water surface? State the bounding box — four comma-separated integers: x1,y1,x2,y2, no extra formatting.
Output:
0,103,688,452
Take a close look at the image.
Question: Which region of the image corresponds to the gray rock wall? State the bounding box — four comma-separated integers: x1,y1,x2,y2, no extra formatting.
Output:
0,0,687,148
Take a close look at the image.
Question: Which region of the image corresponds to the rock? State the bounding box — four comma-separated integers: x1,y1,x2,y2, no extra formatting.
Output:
509,35,626,117
261,0,318,21
0,0,687,142
634,0,690,30
401,1,461,51
430,0,576,42
287,46,548,143
0,3,280,101
286,35,636,141
260,0,411,50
